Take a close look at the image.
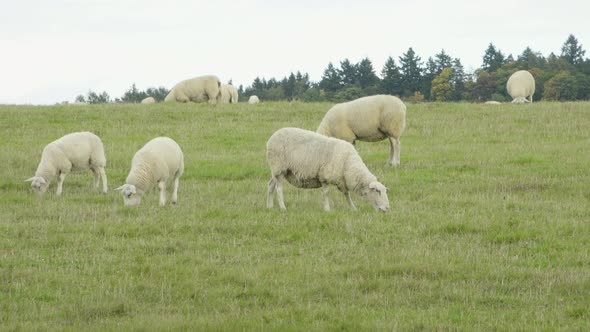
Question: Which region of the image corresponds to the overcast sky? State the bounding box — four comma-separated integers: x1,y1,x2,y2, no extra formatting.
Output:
1,0,588,104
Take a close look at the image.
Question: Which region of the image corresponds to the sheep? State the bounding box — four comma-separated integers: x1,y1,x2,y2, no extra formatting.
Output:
25,132,108,195
141,96,156,104
248,95,260,104
484,101,502,105
266,127,390,212
164,75,221,104
115,137,184,207
219,84,239,103
317,94,406,167
507,70,535,103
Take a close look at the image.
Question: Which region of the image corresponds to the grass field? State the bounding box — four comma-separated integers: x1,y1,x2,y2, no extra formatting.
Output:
1,101,589,330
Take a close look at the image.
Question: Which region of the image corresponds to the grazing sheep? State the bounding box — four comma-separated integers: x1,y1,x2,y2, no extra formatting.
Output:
317,95,406,167
141,96,156,104
219,84,239,103
484,101,502,105
248,95,260,104
266,127,390,212
507,70,535,103
164,75,221,104
115,137,184,207
25,132,108,195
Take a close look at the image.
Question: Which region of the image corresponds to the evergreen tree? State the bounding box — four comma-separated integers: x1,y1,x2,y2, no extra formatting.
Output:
339,59,358,86
482,43,505,72
87,90,110,104
434,49,453,74
561,34,586,65
145,87,169,102
121,83,148,103
399,47,423,96
294,72,311,100
75,95,86,103
517,47,547,69
450,58,466,101
284,73,296,100
421,57,437,100
356,57,379,90
319,62,342,96
380,56,402,96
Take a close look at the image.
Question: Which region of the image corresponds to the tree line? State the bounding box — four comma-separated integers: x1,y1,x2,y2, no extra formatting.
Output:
78,34,588,103
241,34,589,103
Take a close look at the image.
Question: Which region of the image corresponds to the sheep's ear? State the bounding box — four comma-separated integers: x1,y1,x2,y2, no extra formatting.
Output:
369,182,377,190
114,185,125,191
25,177,35,182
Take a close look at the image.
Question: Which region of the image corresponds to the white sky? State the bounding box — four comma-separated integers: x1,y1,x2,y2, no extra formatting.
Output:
1,0,588,104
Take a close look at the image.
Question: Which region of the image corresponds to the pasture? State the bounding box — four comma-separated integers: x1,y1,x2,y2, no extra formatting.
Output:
1,101,589,330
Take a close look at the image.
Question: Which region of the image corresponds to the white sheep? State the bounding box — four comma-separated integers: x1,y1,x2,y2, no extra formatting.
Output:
266,127,390,212
248,95,260,104
484,101,502,105
219,84,239,103
317,94,406,167
141,96,156,104
164,75,221,104
25,132,108,195
115,137,184,207
507,70,535,103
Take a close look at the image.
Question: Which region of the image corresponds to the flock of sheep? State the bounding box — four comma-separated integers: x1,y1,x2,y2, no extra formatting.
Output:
140,75,259,105
27,70,535,211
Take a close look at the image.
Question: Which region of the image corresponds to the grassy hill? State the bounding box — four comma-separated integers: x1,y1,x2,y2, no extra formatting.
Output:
1,101,589,330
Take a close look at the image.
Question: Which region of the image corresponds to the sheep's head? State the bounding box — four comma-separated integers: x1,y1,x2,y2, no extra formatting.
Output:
362,181,390,213
115,184,142,206
512,97,529,103
25,176,49,195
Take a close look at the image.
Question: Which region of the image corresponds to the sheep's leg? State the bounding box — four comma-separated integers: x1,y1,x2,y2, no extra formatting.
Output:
344,191,357,211
530,95,533,103
99,167,108,193
91,167,100,189
158,181,167,206
171,177,179,204
387,137,401,167
56,173,67,196
267,177,277,208
322,183,331,212
276,176,286,210
207,93,218,105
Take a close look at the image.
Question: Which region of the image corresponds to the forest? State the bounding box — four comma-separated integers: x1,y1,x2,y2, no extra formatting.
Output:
79,34,589,104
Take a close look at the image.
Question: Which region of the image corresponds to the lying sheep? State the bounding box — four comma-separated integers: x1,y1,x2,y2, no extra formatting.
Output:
141,96,156,104
317,94,406,167
115,137,184,207
266,127,390,212
248,95,260,104
219,84,239,103
484,101,502,105
26,131,108,195
164,75,221,104
507,70,535,103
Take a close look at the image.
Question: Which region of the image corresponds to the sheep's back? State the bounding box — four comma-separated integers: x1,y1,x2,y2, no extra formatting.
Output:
507,71,535,98
133,137,183,179
52,132,104,169
267,128,351,181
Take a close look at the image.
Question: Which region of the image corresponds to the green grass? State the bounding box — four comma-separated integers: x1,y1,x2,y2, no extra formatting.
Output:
1,101,589,330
